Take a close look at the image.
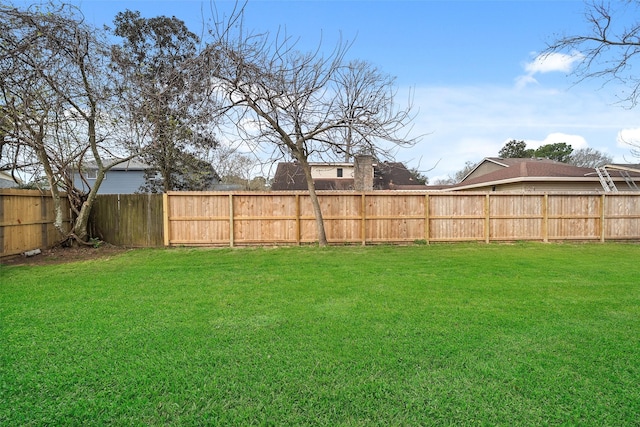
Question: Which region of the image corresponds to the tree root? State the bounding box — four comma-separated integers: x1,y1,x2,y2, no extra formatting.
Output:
54,234,102,248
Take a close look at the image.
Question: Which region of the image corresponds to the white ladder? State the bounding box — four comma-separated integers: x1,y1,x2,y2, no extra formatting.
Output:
596,167,618,192
620,170,639,191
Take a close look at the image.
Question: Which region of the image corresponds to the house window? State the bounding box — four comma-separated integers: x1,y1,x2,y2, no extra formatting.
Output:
86,169,98,179
337,168,343,178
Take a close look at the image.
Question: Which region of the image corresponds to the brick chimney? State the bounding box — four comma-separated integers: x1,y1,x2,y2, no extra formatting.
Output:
354,155,374,191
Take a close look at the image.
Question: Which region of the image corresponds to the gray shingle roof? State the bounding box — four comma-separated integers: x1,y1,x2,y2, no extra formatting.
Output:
455,158,640,189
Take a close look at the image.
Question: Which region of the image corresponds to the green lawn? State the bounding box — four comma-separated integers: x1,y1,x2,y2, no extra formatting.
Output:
1,243,639,425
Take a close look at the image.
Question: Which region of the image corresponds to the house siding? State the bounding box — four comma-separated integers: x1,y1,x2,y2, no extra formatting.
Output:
74,170,146,194
311,165,355,179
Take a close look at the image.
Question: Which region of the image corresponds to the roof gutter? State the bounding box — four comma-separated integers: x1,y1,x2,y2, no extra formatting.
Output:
451,176,605,191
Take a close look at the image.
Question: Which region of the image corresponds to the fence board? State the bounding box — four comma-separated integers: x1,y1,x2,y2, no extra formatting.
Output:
428,194,486,242
365,194,425,242
489,194,544,241
90,194,163,247
0,189,71,257
547,194,601,240
604,194,640,239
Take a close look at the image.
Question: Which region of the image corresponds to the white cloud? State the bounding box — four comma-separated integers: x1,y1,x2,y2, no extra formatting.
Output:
515,74,538,90
524,51,583,75
526,133,588,150
516,51,584,89
617,128,640,148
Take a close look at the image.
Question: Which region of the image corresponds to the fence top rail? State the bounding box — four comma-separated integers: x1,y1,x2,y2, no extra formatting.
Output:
4,190,637,198
0,188,66,197
162,190,638,197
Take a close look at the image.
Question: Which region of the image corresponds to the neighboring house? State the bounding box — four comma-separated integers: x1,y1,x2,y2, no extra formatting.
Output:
448,157,640,192
271,156,426,191
72,160,149,194
0,170,20,188
72,158,222,194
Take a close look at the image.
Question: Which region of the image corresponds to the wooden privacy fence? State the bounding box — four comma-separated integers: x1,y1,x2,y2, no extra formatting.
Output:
90,194,164,247
162,191,640,246
0,189,71,257
4,190,639,256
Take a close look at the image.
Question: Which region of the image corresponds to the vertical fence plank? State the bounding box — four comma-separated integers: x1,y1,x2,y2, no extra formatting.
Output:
295,194,301,245
229,194,234,247
163,193,170,247
542,194,548,243
600,194,606,243
361,194,366,246
0,192,5,254
484,194,490,243
424,194,430,243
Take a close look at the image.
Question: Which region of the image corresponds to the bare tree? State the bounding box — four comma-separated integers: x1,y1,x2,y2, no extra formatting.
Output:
568,147,613,168
545,1,640,156
205,28,419,245
332,59,410,162
207,144,264,189
433,160,477,185
0,3,135,243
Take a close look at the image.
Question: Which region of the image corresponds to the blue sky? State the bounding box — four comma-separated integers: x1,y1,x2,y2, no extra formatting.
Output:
69,0,639,180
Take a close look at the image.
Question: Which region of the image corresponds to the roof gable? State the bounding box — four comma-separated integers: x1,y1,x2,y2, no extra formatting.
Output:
455,157,603,189
462,157,575,182
271,163,308,190
75,159,149,171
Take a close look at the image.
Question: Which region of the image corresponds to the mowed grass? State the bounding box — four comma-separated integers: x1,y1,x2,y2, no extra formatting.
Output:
1,243,639,426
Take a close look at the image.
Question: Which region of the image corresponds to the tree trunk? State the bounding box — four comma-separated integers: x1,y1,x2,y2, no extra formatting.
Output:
73,114,102,243
299,159,328,246
73,171,104,242
73,203,91,242
35,139,68,238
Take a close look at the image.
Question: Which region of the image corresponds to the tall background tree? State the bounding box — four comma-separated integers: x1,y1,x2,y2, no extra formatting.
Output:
497,139,612,166
206,28,419,245
568,147,613,168
111,10,219,192
498,140,574,162
498,140,534,158
533,142,573,163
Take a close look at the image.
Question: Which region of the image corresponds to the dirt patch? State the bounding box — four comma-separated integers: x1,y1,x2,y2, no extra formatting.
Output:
1,244,132,267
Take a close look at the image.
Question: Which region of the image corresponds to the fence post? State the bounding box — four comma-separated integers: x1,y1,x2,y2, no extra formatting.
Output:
294,194,300,245
162,193,170,246
40,193,48,246
542,194,548,243
229,194,234,247
600,194,606,243
425,194,430,244
361,193,366,246
484,194,490,243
